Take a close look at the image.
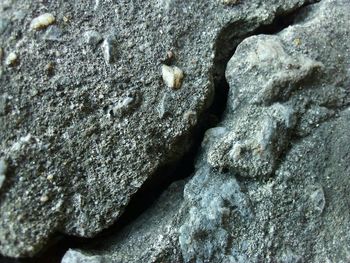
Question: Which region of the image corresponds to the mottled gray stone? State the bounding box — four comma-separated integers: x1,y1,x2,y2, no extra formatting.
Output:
62,1,350,262
62,181,186,263
43,25,63,42
185,0,350,262
208,0,350,178
83,30,103,49
0,0,314,258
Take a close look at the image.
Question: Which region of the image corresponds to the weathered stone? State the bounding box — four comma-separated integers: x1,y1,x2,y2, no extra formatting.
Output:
183,1,350,262
0,0,315,258
207,0,350,178
62,181,185,263
43,25,63,42
62,1,350,262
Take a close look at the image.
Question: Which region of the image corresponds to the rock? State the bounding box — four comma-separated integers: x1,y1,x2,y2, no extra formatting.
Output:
0,0,341,259
0,18,9,35
63,1,350,262
109,90,141,118
0,94,8,115
207,0,348,178
62,181,186,263
42,25,63,41
185,0,350,261
83,30,102,49
179,166,252,263
30,13,55,31
5,52,18,66
161,64,184,90
62,250,105,263
0,159,7,190
101,34,118,64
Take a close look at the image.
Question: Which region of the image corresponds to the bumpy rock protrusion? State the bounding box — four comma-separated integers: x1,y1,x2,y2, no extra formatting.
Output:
207,2,349,178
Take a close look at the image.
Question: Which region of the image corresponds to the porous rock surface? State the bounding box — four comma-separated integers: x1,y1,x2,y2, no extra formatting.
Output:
62,180,186,263
0,0,317,258
63,0,350,262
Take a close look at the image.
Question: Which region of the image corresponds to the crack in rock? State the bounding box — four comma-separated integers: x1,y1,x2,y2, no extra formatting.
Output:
0,0,319,259
61,0,350,262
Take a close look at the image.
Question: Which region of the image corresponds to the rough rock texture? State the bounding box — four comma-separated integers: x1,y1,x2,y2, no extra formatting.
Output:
62,181,185,263
185,1,350,261
62,0,350,262
0,0,315,258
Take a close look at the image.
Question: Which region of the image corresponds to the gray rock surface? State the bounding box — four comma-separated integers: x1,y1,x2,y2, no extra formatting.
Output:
62,0,350,262
0,0,316,258
62,181,185,263
185,1,350,261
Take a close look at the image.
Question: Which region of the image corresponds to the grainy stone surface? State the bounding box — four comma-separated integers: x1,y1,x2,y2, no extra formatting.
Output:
62,181,185,263
0,0,314,258
62,1,350,262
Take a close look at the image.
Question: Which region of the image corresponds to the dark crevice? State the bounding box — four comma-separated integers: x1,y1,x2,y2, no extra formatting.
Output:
1,1,321,262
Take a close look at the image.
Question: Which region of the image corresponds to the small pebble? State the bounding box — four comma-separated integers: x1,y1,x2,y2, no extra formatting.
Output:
83,30,103,48
0,158,7,190
47,174,54,181
161,64,184,90
183,110,197,126
112,97,134,115
157,93,172,118
43,25,62,41
63,16,70,24
167,50,174,60
45,62,55,76
294,38,302,46
5,52,18,66
40,195,49,203
102,35,118,64
30,13,55,31
222,0,239,5
110,91,140,117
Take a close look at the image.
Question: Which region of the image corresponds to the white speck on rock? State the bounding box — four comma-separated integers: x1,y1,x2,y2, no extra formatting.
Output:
40,195,49,203
30,13,55,31
47,174,54,181
0,159,8,190
10,134,32,152
5,52,18,66
113,97,134,114
161,64,184,90
101,35,118,64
